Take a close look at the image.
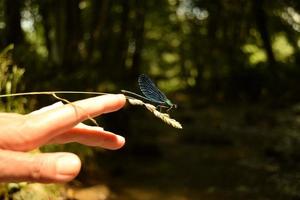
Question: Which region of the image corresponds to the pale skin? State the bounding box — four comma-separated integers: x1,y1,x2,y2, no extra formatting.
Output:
0,94,126,183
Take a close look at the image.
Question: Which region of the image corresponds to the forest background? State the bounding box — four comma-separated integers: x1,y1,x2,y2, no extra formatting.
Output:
1,0,300,199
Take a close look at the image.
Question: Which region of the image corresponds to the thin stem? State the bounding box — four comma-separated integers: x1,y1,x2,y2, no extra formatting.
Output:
0,91,156,106
0,91,112,98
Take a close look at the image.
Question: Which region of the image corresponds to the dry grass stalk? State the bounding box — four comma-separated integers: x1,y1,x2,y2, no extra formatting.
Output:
52,93,99,126
127,98,183,129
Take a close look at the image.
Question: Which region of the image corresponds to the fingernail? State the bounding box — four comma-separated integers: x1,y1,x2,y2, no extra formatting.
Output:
116,135,126,148
56,155,81,177
117,135,125,143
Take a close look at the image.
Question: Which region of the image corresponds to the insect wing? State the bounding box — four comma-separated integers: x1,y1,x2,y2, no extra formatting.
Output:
138,74,168,104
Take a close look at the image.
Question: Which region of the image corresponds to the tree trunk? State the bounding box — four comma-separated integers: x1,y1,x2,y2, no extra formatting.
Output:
131,0,145,79
87,0,110,63
62,0,82,71
253,0,276,68
117,0,130,78
38,0,53,62
3,0,23,46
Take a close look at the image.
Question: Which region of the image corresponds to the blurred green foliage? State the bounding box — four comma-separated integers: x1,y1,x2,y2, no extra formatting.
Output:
1,0,300,199
0,45,26,112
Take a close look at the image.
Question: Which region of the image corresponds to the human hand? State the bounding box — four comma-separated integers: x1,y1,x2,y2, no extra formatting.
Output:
0,94,126,183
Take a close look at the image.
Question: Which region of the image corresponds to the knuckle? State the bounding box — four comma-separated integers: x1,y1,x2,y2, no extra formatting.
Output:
29,156,51,182
30,157,43,180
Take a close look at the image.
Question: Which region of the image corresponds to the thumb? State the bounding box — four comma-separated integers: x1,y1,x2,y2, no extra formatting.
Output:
0,150,81,183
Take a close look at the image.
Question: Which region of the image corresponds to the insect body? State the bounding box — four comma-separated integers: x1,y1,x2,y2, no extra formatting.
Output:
122,74,177,111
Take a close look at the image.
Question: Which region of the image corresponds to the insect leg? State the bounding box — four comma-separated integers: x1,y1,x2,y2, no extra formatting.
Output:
156,105,169,112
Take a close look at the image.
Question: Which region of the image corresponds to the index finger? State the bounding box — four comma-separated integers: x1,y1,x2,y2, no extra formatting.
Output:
24,94,126,147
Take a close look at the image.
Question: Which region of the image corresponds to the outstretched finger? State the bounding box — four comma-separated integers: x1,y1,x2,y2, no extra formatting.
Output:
1,94,126,151
28,94,126,147
48,123,125,150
